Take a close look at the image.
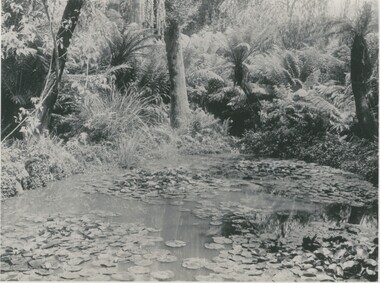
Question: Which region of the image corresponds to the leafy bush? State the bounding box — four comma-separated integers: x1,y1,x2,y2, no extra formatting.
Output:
177,109,233,155
242,129,378,186
1,136,82,198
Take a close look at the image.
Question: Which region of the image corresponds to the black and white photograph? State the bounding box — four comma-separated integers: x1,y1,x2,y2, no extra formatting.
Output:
1,0,379,281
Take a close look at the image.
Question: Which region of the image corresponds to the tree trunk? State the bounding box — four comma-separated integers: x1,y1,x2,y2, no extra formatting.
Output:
37,0,84,132
164,18,189,128
351,34,377,140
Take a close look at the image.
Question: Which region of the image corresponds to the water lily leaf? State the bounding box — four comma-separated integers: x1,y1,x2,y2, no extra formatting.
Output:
128,265,150,274
334,249,346,259
210,221,223,226
182,258,208,270
354,245,369,259
134,259,153,266
205,243,225,250
151,249,171,256
35,269,51,276
195,273,223,281
316,274,335,282
28,259,44,269
212,236,232,244
92,260,116,268
86,274,111,281
156,254,178,263
65,265,83,272
111,272,136,281
365,259,377,267
303,268,317,277
59,272,80,280
342,260,356,270
336,265,344,277
366,267,376,276
151,270,175,280
165,240,186,248
67,257,88,266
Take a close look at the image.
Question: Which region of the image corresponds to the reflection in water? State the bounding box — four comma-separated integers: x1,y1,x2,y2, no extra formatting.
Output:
220,210,313,239
219,202,378,240
322,202,378,227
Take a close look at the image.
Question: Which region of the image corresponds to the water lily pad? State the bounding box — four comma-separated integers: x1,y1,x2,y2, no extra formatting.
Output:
28,259,44,269
65,265,83,272
182,258,208,270
210,221,223,226
92,260,116,268
316,274,335,282
165,240,186,248
303,268,317,277
86,274,111,281
365,259,377,267
111,273,136,281
128,265,150,274
134,259,153,266
213,236,232,244
102,268,118,275
205,243,225,250
151,270,175,280
156,254,178,263
35,269,51,276
59,272,80,280
67,257,89,266
195,273,223,281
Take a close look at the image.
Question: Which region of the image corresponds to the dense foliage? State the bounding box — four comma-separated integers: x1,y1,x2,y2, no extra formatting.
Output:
1,0,378,197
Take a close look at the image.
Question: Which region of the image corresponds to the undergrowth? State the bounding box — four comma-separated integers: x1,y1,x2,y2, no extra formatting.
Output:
1,90,233,199
242,129,378,186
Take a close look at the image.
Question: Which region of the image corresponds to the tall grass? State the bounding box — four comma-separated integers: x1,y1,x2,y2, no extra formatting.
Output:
76,87,169,166
78,87,164,142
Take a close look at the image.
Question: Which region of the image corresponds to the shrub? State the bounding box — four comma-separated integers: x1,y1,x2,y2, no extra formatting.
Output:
1,136,82,198
242,130,378,186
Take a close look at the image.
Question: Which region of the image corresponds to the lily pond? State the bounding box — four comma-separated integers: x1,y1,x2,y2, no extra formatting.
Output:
1,154,378,281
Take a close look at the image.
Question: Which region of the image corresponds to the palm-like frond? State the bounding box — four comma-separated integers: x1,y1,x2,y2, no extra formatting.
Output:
108,29,155,66
293,89,343,121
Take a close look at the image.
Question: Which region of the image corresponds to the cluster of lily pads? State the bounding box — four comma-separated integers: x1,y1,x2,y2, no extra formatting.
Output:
88,168,225,204
208,159,377,206
0,213,184,281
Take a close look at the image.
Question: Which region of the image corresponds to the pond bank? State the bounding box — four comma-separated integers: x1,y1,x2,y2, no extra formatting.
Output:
1,153,378,281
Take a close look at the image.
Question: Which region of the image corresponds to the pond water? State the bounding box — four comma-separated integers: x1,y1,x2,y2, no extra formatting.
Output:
1,154,378,281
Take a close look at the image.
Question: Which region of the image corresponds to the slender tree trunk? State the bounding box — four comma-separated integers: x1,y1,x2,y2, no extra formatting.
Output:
351,34,377,140
37,0,84,132
164,18,189,128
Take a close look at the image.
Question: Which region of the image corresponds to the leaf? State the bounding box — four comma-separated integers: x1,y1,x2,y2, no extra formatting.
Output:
156,254,178,263
127,265,150,274
182,258,208,270
151,270,175,280
165,240,186,248
205,243,225,250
